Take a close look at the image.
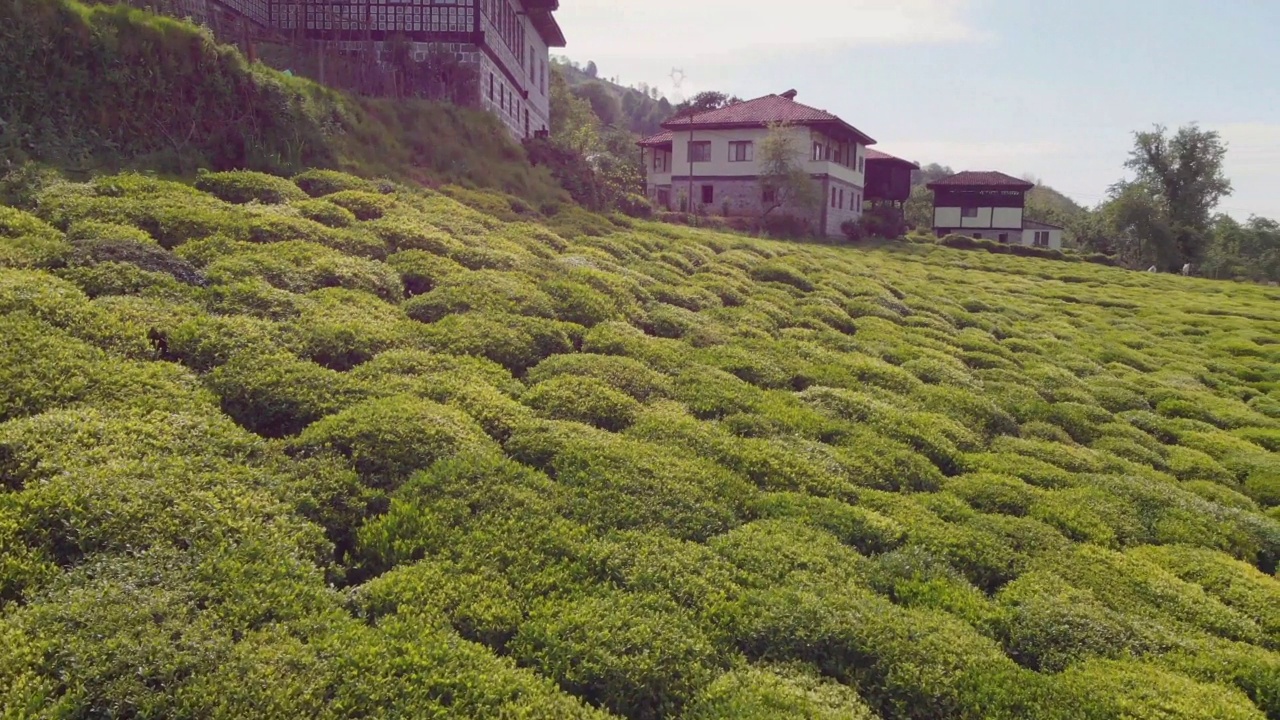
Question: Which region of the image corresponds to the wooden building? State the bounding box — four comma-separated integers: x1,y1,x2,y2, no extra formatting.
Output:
156,0,564,139
863,148,918,208
926,170,1062,249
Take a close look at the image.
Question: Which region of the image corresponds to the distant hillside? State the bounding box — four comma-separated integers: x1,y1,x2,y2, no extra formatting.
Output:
552,56,674,136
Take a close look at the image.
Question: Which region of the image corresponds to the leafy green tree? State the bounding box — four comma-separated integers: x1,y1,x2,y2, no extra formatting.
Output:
672,91,743,119
1121,123,1232,267
904,185,935,231
757,122,819,219
571,82,622,127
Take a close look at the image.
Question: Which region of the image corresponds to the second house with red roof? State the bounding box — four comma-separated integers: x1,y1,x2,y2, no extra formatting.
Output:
638,89,907,238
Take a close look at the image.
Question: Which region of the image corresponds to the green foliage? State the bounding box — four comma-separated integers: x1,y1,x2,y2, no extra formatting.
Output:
2,169,1280,718
194,170,307,205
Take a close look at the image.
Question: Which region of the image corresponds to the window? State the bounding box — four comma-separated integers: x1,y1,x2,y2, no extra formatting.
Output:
762,186,776,204
998,233,1009,244
855,192,861,209
961,206,979,218
489,73,495,102
839,189,844,208
857,156,865,173
831,187,837,207
657,188,671,207
1034,231,1050,247
524,109,530,138
728,141,753,162
813,142,823,161
701,185,714,205
688,141,711,163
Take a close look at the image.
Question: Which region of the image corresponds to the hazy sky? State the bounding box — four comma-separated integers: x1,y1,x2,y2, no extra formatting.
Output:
554,0,1280,219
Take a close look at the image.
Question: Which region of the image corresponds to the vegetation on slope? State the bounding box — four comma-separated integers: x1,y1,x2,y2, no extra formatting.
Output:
0,0,566,204
1,166,1280,718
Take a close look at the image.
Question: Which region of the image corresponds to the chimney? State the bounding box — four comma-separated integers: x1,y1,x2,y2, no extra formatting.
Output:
780,89,798,100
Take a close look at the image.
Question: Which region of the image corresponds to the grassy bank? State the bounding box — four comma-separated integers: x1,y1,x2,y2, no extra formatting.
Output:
0,0,566,203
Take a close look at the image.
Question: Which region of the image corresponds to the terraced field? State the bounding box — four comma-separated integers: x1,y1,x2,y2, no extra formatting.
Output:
1,169,1279,719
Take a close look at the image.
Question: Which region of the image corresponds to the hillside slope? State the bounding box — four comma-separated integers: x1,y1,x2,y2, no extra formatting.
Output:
0,0,565,204
2,168,1280,719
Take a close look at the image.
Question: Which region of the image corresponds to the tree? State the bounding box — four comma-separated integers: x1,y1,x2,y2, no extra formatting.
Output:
672,91,742,119
584,60,599,78
1122,123,1232,266
911,162,954,187
904,185,935,231
757,121,819,219
571,82,621,127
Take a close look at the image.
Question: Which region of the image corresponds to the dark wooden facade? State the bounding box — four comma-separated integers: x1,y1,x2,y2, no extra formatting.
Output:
932,188,1027,208
864,162,912,204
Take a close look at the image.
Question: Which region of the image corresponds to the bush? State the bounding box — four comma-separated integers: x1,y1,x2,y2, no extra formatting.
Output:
293,199,357,228
510,591,724,719
324,190,395,221
290,394,496,490
522,375,641,431
685,663,878,719
291,169,377,197
0,205,68,269
616,193,654,219
206,351,372,437
193,170,307,205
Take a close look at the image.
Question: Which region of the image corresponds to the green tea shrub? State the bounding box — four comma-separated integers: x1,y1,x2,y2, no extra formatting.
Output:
403,270,555,323
0,205,68,269
364,216,461,255
511,590,724,719
590,530,746,614
749,260,815,291
281,288,418,371
193,170,307,205
0,267,151,357
206,351,372,438
384,249,467,296
0,315,102,422
525,353,672,402
946,473,1041,516
67,230,203,284
55,261,188,299
417,312,576,373
290,394,495,490
711,519,869,588
749,492,905,556
506,422,753,540
291,169,377,197
582,320,694,373
1129,545,1280,644
996,571,1164,672
324,190,395,221
349,348,517,395
203,240,402,301
1056,659,1265,720
673,365,766,419
685,663,878,719
521,375,641,431
292,199,357,228
237,210,338,246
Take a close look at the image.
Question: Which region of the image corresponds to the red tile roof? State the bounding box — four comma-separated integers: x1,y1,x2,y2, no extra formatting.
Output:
864,148,920,169
659,93,875,145
637,130,673,147
926,171,1035,190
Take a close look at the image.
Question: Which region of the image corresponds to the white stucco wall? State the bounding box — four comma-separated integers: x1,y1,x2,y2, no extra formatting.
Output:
666,126,773,176
992,207,1024,229
934,207,961,228
477,0,552,138
934,206,1024,231
1022,228,1064,250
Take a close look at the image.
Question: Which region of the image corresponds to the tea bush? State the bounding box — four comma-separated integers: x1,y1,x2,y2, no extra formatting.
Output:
3,168,1280,718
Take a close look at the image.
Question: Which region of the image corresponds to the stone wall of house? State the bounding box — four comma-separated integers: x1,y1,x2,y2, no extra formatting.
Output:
821,175,864,238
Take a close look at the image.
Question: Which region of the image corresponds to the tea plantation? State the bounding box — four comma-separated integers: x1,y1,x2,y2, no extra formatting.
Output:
2,169,1280,719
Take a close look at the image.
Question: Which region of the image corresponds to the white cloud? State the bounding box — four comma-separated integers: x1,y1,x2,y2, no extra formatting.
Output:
556,0,984,64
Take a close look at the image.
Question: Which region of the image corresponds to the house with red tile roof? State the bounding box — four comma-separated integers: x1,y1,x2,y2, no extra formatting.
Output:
925,170,1063,249
638,89,878,238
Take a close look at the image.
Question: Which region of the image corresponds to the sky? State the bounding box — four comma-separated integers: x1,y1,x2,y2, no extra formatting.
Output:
553,0,1280,220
